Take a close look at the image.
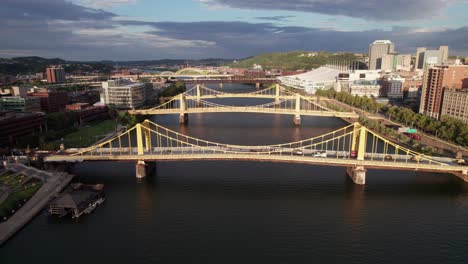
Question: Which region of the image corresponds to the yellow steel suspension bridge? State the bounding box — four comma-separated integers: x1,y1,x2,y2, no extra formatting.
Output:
45,120,468,185
129,85,359,125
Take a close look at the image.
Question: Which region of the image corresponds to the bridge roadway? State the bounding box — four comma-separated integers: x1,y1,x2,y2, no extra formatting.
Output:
46,147,465,174
130,106,358,118
182,78,278,84
183,94,322,100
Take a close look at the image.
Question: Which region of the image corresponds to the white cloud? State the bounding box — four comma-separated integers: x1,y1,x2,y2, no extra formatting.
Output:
78,0,137,8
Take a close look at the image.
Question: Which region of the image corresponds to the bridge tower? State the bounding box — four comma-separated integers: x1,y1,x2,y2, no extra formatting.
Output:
179,94,188,124
293,93,301,126
347,123,368,185
135,122,156,179
275,84,281,104
196,84,201,107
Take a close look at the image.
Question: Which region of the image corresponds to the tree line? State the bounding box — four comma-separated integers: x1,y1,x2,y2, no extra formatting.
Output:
316,88,468,147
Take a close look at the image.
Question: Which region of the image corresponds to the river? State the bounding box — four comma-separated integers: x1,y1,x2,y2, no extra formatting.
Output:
1,84,468,263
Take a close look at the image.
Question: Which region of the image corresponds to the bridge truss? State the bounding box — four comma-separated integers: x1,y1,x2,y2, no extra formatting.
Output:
46,120,468,184
130,85,359,122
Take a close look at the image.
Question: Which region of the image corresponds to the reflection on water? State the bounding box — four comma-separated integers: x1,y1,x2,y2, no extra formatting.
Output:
344,177,366,233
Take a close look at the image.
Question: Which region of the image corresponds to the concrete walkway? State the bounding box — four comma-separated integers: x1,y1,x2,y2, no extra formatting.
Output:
0,163,74,246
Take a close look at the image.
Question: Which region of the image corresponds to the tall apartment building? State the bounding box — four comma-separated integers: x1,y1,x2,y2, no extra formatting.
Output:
441,89,468,123
369,40,395,70
31,88,68,113
100,79,153,109
381,74,404,99
415,46,449,71
46,66,66,83
419,65,468,119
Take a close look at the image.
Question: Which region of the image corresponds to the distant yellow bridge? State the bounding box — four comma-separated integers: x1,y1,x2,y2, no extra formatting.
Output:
130,84,359,124
45,120,468,185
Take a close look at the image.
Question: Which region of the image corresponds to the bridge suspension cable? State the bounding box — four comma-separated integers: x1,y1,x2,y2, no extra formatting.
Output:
69,120,449,168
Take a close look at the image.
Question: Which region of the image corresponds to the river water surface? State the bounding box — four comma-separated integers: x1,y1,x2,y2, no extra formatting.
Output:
1,84,468,263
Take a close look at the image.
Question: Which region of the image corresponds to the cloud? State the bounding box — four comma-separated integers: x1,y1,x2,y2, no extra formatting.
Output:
78,0,137,8
0,0,467,60
137,21,468,57
0,0,217,60
198,0,460,21
255,15,295,22
0,0,115,20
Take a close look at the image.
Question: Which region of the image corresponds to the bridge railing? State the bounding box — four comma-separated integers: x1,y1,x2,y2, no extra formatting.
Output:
69,120,448,167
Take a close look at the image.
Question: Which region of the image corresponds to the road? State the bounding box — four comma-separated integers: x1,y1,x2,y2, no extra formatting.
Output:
325,98,468,156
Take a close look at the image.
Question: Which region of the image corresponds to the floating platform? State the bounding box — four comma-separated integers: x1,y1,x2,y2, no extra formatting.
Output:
48,183,105,219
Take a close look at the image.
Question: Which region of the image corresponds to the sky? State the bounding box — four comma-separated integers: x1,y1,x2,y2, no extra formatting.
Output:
0,0,467,60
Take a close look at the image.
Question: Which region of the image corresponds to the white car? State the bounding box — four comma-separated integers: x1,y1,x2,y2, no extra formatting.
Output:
293,149,304,155
313,151,327,158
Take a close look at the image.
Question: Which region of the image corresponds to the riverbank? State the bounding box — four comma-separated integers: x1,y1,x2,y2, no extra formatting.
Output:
0,163,74,246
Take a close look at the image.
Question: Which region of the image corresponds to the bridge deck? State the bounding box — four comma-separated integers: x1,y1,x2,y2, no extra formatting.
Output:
45,147,468,173
131,107,359,118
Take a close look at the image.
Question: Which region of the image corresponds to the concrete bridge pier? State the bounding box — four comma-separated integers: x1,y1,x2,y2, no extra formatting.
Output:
346,166,367,185
179,113,189,124
136,160,156,179
293,114,301,126
454,170,468,182
219,83,224,89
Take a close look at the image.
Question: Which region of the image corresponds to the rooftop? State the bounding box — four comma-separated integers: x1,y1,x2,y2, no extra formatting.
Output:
372,40,393,44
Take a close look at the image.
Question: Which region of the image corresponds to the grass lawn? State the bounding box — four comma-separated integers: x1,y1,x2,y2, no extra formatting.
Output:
0,183,43,220
56,120,118,148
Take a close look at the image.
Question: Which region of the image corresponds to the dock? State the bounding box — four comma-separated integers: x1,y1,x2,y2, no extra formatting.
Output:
49,183,105,218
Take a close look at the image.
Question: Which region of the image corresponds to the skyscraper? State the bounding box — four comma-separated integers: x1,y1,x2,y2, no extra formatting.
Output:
368,40,395,70
414,46,449,71
46,66,66,83
419,65,468,119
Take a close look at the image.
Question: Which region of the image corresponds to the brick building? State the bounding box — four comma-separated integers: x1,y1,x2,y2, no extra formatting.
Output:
419,65,468,119
65,103,109,124
46,66,66,83
0,111,46,146
31,88,68,113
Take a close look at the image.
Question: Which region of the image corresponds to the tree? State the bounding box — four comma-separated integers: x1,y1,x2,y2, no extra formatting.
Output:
117,112,138,128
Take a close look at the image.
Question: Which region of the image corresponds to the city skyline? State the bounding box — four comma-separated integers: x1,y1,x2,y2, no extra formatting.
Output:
1,0,468,60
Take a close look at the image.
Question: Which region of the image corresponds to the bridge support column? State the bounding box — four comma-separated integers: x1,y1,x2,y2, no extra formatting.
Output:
219,83,223,89
179,113,189,124
136,160,157,179
454,170,468,182
255,82,260,89
293,114,301,126
346,166,367,185
275,84,281,104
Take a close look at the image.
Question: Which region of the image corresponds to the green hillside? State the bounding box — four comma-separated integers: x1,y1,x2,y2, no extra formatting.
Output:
229,51,359,71
0,56,114,75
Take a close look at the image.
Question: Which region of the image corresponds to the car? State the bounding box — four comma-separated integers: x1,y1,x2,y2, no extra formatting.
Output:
313,151,327,158
339,151,348,159
293,149,303,155
384,155,394,161
350,151,357,159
